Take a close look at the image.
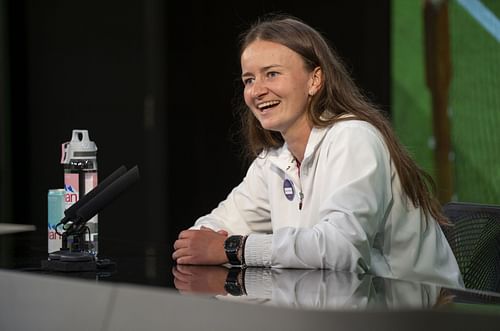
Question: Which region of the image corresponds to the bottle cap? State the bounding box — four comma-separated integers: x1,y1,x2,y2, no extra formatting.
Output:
61,130,98,164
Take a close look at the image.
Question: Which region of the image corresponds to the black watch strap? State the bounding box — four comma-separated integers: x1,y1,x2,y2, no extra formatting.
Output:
224,235,243,265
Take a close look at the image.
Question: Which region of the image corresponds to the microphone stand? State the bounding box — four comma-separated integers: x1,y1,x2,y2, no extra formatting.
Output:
42,217,98,272
50,216,95,260
60,218,94,259
42,165,140,272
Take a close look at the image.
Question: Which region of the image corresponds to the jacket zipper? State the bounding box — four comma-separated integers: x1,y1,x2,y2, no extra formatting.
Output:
297,159,303,210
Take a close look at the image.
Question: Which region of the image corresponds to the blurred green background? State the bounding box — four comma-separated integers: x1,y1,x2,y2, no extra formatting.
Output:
392,0,500,203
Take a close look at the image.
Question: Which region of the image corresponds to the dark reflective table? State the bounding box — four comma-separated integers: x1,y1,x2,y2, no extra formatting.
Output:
2,233,171,291
1,230,500,330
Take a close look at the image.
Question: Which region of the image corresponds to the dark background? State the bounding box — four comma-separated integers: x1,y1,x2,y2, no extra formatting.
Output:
0,0,389,273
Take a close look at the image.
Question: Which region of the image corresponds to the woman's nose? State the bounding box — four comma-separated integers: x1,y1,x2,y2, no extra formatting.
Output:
251,80,268,98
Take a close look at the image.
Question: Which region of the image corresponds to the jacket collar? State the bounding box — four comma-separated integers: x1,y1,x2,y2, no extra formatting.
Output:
266,126,330,172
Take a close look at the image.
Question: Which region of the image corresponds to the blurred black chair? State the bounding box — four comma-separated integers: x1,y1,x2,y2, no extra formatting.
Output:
442,202,500,293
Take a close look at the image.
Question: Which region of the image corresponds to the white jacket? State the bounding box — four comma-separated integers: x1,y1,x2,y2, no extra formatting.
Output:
194,120,463,288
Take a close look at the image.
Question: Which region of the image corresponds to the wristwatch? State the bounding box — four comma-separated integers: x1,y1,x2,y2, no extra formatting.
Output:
224,235,243,265
224,267,246,296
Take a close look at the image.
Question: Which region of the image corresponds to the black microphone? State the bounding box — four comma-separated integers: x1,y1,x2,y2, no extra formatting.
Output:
72,165,140,230
59,165,127,226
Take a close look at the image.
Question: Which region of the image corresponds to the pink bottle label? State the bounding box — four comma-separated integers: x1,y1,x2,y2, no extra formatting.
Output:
64,173,79,209
84,172,98,194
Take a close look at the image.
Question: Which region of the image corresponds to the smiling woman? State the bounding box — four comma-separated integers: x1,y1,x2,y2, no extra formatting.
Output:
172,14,463,289
241,40,320,158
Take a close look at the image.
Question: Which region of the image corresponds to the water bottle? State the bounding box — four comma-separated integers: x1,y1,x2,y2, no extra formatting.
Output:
61,129,99,256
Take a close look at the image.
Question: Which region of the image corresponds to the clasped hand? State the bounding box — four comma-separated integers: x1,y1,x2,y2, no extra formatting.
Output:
172,226,228,265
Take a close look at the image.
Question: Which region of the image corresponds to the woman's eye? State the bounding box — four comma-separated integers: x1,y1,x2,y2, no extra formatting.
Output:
243,78,254,85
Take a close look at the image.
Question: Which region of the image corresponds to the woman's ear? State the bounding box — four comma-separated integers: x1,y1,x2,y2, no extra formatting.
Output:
308,67,323,96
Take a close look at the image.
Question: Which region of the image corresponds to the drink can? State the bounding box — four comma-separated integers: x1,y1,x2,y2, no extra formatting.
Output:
48,188,65,253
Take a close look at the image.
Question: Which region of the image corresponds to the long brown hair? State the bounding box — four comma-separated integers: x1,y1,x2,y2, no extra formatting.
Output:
236,14,446,224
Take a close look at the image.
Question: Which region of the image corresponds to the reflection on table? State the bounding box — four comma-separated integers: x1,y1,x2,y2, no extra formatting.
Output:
173,265,475,311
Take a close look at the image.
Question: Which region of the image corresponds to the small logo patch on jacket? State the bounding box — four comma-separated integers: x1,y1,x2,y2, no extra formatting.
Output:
283,179,295,201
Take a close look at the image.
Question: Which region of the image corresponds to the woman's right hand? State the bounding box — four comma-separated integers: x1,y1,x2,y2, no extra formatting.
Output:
172,226,229,265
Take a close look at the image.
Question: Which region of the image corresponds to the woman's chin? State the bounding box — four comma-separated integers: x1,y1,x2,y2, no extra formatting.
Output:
258,119,280,132
260,124,280,133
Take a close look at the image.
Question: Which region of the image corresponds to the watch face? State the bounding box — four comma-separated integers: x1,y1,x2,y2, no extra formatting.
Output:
225,236,242,265
225,236,242,251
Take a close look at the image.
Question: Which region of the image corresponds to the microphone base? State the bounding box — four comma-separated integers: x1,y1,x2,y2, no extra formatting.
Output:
42,250,97,272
